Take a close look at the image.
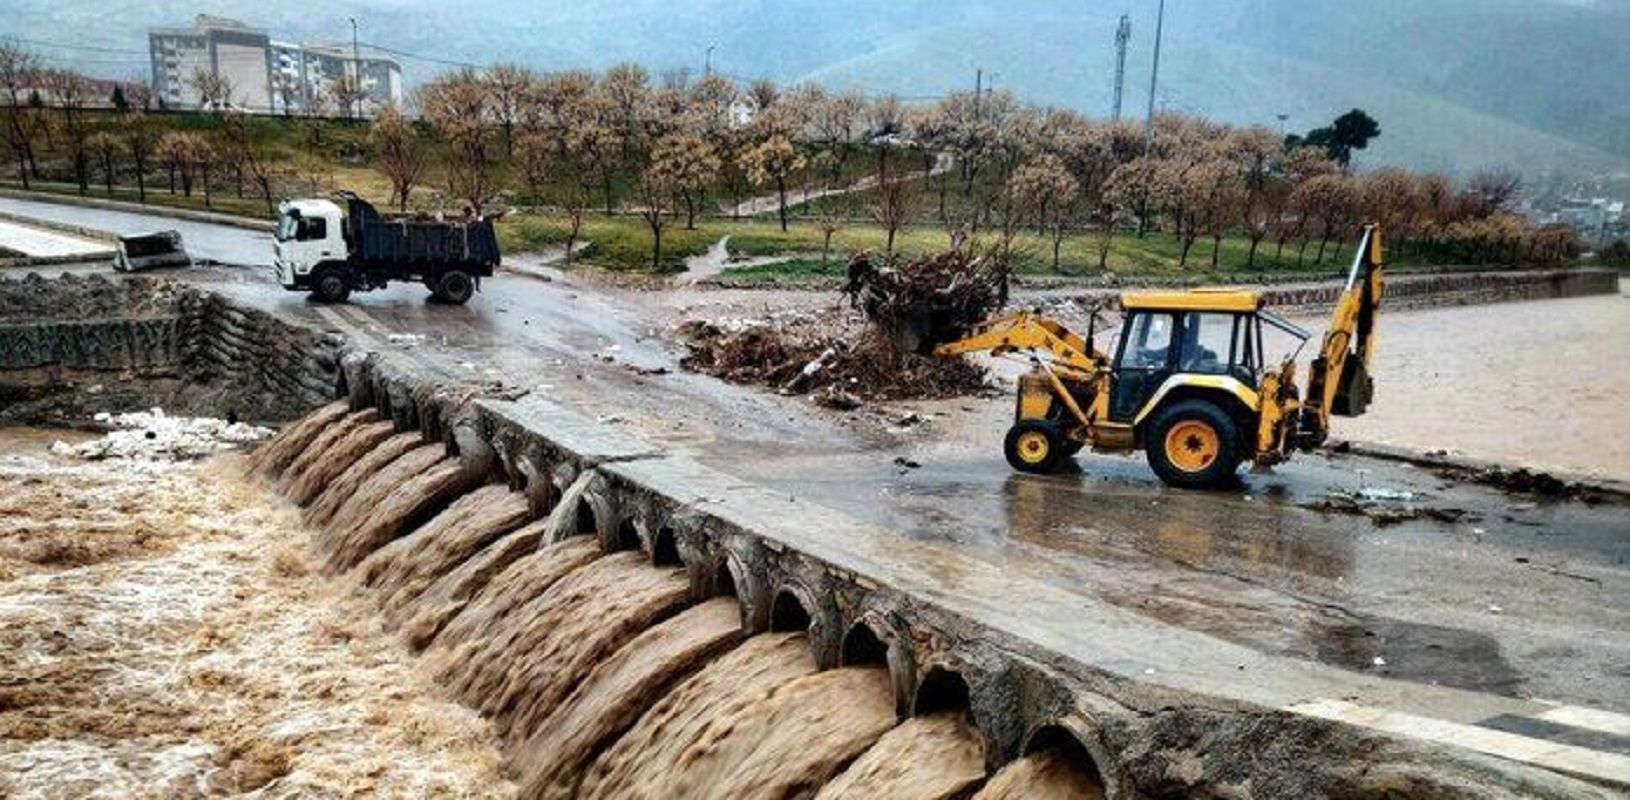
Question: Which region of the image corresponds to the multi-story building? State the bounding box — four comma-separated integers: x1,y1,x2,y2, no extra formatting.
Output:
149,15,274,111
148,14,402,115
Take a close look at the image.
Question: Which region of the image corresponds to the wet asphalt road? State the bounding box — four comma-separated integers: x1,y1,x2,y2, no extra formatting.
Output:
12,203,1630,716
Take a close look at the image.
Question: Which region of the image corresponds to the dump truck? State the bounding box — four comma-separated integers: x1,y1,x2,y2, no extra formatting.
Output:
274,192,500,304
935,225,1384,490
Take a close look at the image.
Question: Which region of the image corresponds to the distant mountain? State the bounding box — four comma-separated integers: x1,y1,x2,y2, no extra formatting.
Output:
7,0,1628,177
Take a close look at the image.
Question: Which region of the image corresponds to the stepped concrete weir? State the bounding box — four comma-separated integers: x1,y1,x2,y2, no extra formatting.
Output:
243,343,1616,799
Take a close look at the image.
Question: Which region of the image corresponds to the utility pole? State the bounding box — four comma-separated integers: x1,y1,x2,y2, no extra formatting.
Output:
1143,0,1166,153
974,68,983,119
1275,113,1289,139
349,17,361,120
1112,14,1131,121
705,44,715,76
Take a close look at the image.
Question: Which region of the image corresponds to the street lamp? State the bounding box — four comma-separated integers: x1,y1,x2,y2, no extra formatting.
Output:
705,44,715,76
1143,0,1166,154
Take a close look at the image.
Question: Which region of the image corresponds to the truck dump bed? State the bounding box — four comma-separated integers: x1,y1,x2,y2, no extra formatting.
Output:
340,194,499,274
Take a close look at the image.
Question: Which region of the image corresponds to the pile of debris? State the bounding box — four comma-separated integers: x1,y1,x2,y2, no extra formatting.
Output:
842,249,1011,353
679,250,1004,408
51,408,275,461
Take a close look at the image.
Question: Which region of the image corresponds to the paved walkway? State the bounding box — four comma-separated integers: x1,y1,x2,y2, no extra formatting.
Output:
0,219,112,259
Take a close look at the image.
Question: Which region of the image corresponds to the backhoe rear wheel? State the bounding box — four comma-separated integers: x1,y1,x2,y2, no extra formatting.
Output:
1146,399,1243,490
1005,419,1067,475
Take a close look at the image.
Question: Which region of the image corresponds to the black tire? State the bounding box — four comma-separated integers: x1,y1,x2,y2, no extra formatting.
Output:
431,270,475,305
310,268,351,304
1145,399,1244,490
1004,419,1066,475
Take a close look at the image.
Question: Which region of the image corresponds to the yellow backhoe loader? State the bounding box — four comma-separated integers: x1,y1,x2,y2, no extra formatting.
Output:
934,225,1384,489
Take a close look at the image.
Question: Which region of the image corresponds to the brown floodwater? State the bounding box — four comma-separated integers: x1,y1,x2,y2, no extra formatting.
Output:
321,445,467,571
355,483,532,611
0,432,512,797
285,415,394,504
973,748,1105,800
304,431,423,526
513,597,746,798
816,711,987,799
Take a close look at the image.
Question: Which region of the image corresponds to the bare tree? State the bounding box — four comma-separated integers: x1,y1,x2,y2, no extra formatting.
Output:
43,69,92,194
1291,173,1359,264
637,161,676,270
122,114,157,203
873,167,913,256
328,74,369,121
648,132,719,229
418,69,499,216
1188,159,1246,268
190,67,236,111
512,131,553,207
815,206,844,265
485,63,534,155
87,132,119,195
0,45,43,187
561,183,590,267
1006,154,1080,271
223,111,282,214
743,133,805,232
370,105,427,211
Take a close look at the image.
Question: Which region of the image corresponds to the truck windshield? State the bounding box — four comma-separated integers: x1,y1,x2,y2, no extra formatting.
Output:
275,212,298,242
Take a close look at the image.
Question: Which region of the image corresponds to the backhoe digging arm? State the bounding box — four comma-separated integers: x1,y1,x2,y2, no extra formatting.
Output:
1298,225,1385,446
932,311,1109,373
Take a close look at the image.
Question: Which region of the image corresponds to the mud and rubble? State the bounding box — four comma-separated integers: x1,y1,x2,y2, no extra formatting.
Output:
678,250,1002,405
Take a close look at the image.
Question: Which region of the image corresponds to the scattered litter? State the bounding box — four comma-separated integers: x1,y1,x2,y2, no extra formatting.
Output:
1487,604,1503,614
386,333,424,346
893,456,922,471
1356,487,1417,502
812,385,861,411
1371,656,1387,668
52,408,273,461
596,414,626,425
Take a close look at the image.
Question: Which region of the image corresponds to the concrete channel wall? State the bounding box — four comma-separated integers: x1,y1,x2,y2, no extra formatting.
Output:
336,346,1612,798
0,273,342,423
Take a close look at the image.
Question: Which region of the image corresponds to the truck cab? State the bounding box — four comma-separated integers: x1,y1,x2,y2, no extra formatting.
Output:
274,199,347,292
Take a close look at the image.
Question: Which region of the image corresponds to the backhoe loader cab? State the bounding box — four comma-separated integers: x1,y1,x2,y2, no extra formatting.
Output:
936,225,1383,490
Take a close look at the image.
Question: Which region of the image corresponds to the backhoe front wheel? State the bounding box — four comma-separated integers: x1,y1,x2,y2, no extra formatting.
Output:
1146,399,1243,490
1005,419,1067,475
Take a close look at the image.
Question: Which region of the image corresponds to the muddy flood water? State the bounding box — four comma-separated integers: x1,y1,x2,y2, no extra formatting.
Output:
0,412,1107,798
0,429,511,797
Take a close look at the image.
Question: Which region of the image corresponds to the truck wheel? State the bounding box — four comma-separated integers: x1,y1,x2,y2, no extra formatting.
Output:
431,270,475,305
311,269,351,304
1004,419,1066,475
1145,399,1243,490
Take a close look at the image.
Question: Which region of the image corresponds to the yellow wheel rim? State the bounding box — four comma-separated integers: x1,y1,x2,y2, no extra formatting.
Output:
1015,431,1052,465
1164,420,1220,473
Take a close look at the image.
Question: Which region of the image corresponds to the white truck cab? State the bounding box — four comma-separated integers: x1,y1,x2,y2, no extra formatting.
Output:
274,199,347,289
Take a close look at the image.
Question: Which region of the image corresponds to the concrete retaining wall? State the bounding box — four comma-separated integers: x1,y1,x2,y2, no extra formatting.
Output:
0,273,341,423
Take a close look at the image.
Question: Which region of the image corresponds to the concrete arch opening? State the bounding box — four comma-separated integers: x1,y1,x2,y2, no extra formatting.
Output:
1023,724,1110,798
841,622,888,666
769,588,812,633
614,517,642,551
573,499,598,537
913,666,972,716
652,525,680,566
713,560,739,601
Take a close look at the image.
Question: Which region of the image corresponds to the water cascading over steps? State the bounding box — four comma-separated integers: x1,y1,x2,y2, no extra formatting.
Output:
252,404,1107,799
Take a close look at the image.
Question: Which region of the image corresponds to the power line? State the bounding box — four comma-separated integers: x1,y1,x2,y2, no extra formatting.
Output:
0,34,146,55
358,41,479,69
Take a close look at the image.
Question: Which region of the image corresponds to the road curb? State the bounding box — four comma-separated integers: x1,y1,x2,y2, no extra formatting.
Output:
1329,440,1630,503
0,188,276,233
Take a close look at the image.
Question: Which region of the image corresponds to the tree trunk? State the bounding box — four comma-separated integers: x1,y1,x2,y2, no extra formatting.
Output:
134,159,146,202
1179,235,1195,267
683,191,696,230
776,177,788,232
103,155,114,194
1247,236,1262,269
1052,235,1063,272
822,231,833,264
16,151,29,190
650,223,662,270
1211,234,1222,268
602,173,613,216
886,226,897,255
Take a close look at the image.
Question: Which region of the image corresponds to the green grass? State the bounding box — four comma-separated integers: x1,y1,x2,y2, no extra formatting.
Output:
499,211,1364,279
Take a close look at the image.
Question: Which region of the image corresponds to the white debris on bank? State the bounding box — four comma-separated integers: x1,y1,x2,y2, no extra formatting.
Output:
50,409,275,461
